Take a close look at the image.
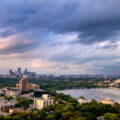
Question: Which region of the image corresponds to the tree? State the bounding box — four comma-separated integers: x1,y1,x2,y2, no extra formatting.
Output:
0,116,4,120
16,97,32,109
54,110,62,120
79,96,85,100
62,112,72,120
63,103,75,112
104,113,119,120
76,117,85,120
4,96,13,101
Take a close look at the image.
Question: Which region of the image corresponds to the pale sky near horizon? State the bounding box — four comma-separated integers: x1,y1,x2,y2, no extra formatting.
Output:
0,0,120,75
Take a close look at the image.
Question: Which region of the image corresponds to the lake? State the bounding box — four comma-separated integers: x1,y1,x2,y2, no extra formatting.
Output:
57,88,120,103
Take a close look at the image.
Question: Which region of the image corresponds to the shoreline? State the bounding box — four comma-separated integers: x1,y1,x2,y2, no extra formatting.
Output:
56,87,120,91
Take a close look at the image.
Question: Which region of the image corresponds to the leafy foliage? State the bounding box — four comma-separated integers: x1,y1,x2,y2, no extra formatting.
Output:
16,97,33,109
4,96,13,101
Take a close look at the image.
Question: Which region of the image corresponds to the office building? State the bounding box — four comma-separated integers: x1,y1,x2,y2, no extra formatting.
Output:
24,68,28,75
9,69,14,77
17,68,21,73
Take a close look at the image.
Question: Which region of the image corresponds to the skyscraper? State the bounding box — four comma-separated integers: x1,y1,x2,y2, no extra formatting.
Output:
17,68,21,73
24,68,27,75
9,69,13,77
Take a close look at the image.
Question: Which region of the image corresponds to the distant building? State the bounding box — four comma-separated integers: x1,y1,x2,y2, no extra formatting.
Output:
114,79,120,84
9,69,14,77
9,69,12,76
6,89,21,97
28,84,39,90
24,68,28,75
99,99,114,105
77,98,89,104
9,107,33,113
9,108,24,113
0,100,16,113
17,68,21,74
34,94,54,110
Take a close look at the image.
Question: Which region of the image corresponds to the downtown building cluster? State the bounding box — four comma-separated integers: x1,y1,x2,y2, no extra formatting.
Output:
0,67,118,80
8,68,37,78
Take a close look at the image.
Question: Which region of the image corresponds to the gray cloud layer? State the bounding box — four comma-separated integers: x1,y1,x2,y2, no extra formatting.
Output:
0,0,120,74
0,0,120,42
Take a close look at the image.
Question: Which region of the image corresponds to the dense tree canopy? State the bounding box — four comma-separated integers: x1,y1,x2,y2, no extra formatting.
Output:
0,97,120,120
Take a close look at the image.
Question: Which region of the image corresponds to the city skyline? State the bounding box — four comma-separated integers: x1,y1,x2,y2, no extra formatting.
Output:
0,0,120,75
6,66,118,76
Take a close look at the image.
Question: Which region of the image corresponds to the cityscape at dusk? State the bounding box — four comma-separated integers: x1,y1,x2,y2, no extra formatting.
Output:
0,0,120,120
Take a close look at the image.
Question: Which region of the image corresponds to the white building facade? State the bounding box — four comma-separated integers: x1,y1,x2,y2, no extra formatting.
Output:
34,94,54,110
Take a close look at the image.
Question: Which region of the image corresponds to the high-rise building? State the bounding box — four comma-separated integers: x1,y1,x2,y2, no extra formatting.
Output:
24,68,27,75
16,68,23,78
17,68,21,73
9,69,14,77
9,69,13,77
19,78,28,92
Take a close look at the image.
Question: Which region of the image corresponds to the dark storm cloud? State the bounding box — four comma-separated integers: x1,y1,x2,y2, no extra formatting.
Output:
0,0,120,44
0,0,36,27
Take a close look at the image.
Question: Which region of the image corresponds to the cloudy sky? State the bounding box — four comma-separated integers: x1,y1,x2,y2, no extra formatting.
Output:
0,0,120,75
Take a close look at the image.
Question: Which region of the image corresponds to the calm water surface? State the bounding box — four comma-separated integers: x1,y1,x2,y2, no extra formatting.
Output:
57,88,120,103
